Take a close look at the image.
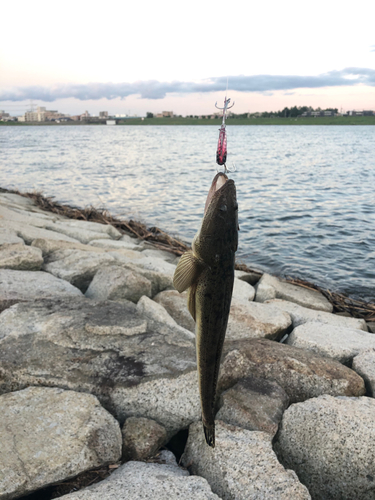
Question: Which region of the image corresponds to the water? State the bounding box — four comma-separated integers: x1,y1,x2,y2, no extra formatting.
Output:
1,124,374,301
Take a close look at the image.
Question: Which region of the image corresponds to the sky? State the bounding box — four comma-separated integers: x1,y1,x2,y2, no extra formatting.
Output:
1,0,374,117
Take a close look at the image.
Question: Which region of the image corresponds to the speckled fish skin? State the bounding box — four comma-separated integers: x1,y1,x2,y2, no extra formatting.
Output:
173,172,238,447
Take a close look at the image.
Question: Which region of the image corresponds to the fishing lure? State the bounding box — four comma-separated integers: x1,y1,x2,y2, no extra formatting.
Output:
215,97,234,172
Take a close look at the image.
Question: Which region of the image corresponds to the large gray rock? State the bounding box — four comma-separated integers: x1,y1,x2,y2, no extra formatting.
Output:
43,248,174,294
287,322,375,363
232,278,255,302
111,369,200,437
154,290,292,341
268,299,368,330
154,290,195,332
0,203,59,227
0,269,83,313
0,386,121,500
141,247,177,263
129,255,176,278
44,219,122,244
85,265,152,303
0,219,81,244
0,242,43,270
32,237,109,256
122,417,167,461
227,300,292,341
182,421,311,500
136,295,195,342
256,273,333,311
89,237,140,251
0,297,197,434
216,376,289,436
59,457,220,500
274,395,375,500
218,339,365,403
352,349,375,397
0,228,24,246
43,249,118,291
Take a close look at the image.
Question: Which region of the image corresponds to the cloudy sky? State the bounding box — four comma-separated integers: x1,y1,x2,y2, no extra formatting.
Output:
1,0,374,116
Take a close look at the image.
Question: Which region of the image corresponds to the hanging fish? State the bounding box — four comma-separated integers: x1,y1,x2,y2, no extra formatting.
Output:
215,97,234,171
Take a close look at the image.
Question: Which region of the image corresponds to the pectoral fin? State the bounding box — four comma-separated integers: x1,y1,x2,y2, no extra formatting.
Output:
173,250,206,293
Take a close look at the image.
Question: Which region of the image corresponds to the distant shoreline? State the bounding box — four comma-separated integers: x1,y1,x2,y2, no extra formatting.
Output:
1,116,375,126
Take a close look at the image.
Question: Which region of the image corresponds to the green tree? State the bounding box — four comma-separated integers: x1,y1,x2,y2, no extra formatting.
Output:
146,112,154,118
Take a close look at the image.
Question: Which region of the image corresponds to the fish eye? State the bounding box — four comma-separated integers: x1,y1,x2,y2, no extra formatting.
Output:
219,204,227,212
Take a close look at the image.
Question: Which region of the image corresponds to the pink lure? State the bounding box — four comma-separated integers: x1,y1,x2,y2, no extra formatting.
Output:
216,125,227,166
215,97,234,169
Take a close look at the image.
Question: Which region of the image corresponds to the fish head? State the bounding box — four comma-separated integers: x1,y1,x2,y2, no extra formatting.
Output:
193,172,238,263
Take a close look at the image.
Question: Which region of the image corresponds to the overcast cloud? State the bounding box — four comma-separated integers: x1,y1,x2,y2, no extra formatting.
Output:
1,68,374,102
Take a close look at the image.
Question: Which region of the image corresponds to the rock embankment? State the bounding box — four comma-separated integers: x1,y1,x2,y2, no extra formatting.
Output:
0,190,374,500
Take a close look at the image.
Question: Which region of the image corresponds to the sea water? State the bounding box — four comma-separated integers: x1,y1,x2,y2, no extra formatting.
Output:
1,124,374,301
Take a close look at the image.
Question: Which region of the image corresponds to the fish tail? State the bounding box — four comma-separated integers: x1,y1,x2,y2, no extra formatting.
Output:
203,422,215,448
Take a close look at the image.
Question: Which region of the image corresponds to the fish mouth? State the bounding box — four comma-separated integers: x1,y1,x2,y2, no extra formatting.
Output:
204,172,232,213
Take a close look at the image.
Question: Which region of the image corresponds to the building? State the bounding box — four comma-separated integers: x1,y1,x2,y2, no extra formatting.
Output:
99,111,108,118
19,106,67,122
156,111,174,118
301,111,335,117
347,110,374,116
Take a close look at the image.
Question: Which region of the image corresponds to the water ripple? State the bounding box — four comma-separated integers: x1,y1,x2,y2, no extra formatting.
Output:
1,124,374,301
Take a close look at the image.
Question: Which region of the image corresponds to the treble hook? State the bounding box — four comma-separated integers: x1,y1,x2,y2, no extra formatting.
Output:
215,98,235,111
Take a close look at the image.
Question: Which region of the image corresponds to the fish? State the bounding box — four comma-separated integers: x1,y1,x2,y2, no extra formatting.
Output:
173,172,238,447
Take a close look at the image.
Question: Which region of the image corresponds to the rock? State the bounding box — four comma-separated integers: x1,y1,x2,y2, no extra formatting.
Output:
0,203,59,227
0,228,24,246
232,277,255,302
255,274,333,312
217,349,252,392
235,269,262,286
1,219,81,244
0,192,37,209
181,421,311,500
154,289,195,332
216,376,289,436
0,386,121,500
43,249,118,291
287,322,375,363
0,243,44,270
127,265,173,297
58,459,220,500
0,269,83,313
141,247,177,263
267,299,368,331
154,291,292,341
44,219,122,244
274,395,375,500
89,238,140,251
367,321,375,334
0,297,198,434
131,255,176,278
136,295,195,341
32,237,108,256
218,339,365,402
110,370,200,437
122,417,167,460
227,300,292,341
352,349,375,396
85,265,152,303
